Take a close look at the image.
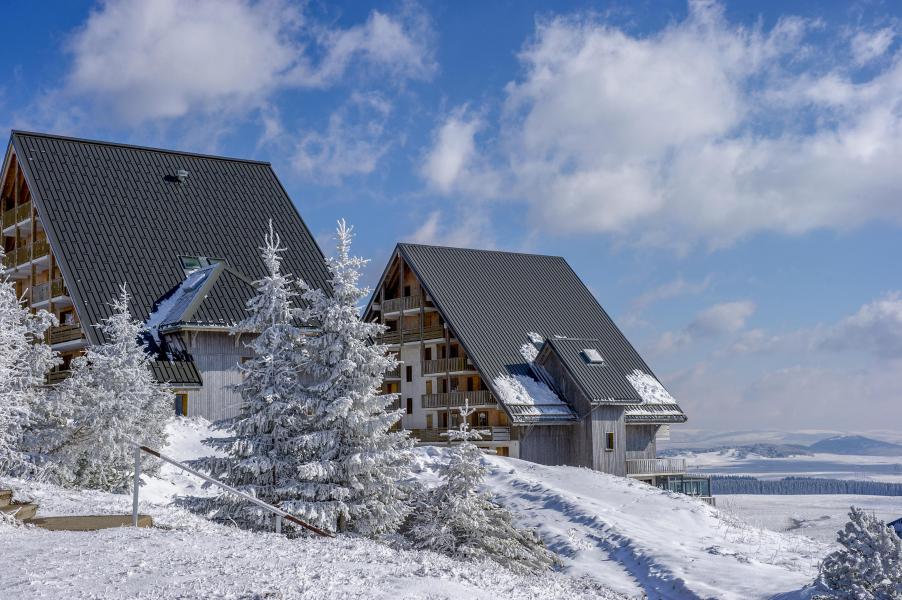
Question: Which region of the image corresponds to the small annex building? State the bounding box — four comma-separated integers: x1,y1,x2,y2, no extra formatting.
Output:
1,131,331,421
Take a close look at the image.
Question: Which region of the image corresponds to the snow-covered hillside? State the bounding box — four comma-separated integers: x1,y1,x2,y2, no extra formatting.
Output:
2,419,830,599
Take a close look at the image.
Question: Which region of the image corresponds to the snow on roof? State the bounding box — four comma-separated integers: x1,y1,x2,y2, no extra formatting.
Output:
145,265,217,341
626,369,675,405
493,374,575,422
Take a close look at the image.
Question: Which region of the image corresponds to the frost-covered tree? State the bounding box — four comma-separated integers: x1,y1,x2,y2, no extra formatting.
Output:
406,399,559,573
48,286,172,491
182,223,312,531
0,248,58,476
815,506,902,600
288,219,413,535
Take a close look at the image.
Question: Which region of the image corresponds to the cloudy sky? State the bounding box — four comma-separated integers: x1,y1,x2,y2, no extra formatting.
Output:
2,0,900,435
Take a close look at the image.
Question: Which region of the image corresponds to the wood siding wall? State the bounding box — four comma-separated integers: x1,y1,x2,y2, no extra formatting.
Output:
626,425,659,460
172,331,254,421
518,425,574,466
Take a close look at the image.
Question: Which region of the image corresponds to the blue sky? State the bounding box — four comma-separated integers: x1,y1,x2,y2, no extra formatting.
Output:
2,0,901,435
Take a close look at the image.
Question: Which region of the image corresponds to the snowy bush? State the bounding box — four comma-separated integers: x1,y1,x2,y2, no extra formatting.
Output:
42,286,172,491
405,400,559,574
182,223,312,531
0,248,58,476
289,219,413,535
814,506,902,600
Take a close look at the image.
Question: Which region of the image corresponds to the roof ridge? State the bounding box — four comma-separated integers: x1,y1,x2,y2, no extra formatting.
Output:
10,130,272,166
398,241,565,260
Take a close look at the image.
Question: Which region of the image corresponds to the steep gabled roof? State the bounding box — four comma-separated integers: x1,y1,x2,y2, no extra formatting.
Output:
8,130,330,345
385,243,682,425
542,337,644,404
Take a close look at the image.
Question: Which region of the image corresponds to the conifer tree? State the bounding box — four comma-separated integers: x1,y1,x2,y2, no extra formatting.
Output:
815,506,902,600
49,286,172,491
183,223,312,531
0,248,58,476
406,399,559,574
289,219,413,535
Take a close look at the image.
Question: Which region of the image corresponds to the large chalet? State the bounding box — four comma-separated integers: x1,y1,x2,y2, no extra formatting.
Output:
1,131,330,421
364,243,711,499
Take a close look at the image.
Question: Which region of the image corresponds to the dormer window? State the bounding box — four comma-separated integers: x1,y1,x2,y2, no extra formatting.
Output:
582,348,605,364
179,255,225,276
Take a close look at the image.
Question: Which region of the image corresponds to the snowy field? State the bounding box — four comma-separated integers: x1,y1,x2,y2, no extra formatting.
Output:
717,494,901,545
681,449,902,483
1,419,833,599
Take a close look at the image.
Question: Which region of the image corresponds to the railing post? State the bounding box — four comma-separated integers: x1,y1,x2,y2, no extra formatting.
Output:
132,445,141,527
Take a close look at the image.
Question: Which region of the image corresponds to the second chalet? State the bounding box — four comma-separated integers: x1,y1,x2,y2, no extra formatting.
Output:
364,243,712,501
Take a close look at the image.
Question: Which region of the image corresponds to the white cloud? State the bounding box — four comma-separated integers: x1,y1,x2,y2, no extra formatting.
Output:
421,108,481,193
63,0,433,124
817,292,902,357
291,93,393,182
625,275,712,324
689,300,756,337
850,27,895,65
409,208,494,249
432,1,902,248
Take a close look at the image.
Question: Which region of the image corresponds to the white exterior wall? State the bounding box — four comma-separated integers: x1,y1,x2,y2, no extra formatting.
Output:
397,341,432,429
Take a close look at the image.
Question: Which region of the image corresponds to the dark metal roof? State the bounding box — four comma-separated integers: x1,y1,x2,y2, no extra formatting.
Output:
9,130,330,343
153,262,256,332
543,337,644,404
150,359,203,387
395,243,680,423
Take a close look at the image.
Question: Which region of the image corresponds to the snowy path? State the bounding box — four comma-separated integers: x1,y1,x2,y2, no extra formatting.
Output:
477,455,827,600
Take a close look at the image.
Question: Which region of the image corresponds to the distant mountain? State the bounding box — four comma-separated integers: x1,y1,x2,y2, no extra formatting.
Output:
660,443,812,459
808,435,902,456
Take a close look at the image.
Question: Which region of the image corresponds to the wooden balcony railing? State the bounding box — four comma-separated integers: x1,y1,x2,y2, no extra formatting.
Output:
32,239,50,260
379,324,445,345
408,426,509,444
2,202,31,230
50,323,83,345
46,370,71,385
384,365,401,379
625,458,686,476
422,357,473,375
1,240,49,270
421,390,495,409
31,278,67,305
382,295,423,313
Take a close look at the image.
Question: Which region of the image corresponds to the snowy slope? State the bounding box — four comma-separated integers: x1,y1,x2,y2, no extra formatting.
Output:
2,419,829,599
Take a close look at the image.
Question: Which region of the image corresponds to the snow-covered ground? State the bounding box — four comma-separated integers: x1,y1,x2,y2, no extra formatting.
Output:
718,494,901,545
2,418,831,599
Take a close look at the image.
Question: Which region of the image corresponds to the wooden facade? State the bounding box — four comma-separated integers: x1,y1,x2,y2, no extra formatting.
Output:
1,150,86,382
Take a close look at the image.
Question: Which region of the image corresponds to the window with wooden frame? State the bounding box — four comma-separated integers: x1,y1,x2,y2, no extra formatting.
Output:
406,398,413,414
406,365,413,382
605,432,615,452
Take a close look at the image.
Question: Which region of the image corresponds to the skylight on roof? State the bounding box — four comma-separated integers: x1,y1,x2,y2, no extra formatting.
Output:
582,348,605,364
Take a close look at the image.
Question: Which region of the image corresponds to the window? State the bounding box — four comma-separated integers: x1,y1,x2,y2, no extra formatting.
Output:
477,411,488,427
466,377,475,392
426,414,433,429
404,285,411,297
424,347,432,361
605,432,615,452
582,348,605,364
175,392,189,416
425,380,433,394
406,366,413,382
406,398,413,414
179,256,202,274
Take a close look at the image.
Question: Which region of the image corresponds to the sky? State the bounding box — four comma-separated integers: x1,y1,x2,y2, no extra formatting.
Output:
1,0,900,436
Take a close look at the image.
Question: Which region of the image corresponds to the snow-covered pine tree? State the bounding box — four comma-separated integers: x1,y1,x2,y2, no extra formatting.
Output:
406,399,559,574
0,248,58,476
815,506,902,600
182,222,312,531
288,219,413,535
48,285,172,491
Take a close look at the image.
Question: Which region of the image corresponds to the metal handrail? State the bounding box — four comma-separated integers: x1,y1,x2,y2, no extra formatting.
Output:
130,442,334,537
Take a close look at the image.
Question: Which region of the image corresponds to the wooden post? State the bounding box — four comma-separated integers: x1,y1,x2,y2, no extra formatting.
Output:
132,445,141,527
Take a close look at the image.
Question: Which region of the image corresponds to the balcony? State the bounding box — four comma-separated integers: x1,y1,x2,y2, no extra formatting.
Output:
50,323,83,346
408,425,510,444
382,295,426,314
422,390,496,409
1,201,31,232
422,357,475,375
625,457,687,477
379,324,445,345
31,278,67,306
384,365,401,379
1,240,50,272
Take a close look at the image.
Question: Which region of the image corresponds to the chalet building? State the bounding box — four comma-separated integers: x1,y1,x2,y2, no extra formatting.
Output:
1,131,330,421
364,243,711,499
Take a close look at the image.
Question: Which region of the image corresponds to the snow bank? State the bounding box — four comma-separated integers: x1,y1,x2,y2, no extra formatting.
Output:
626,369,675,404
